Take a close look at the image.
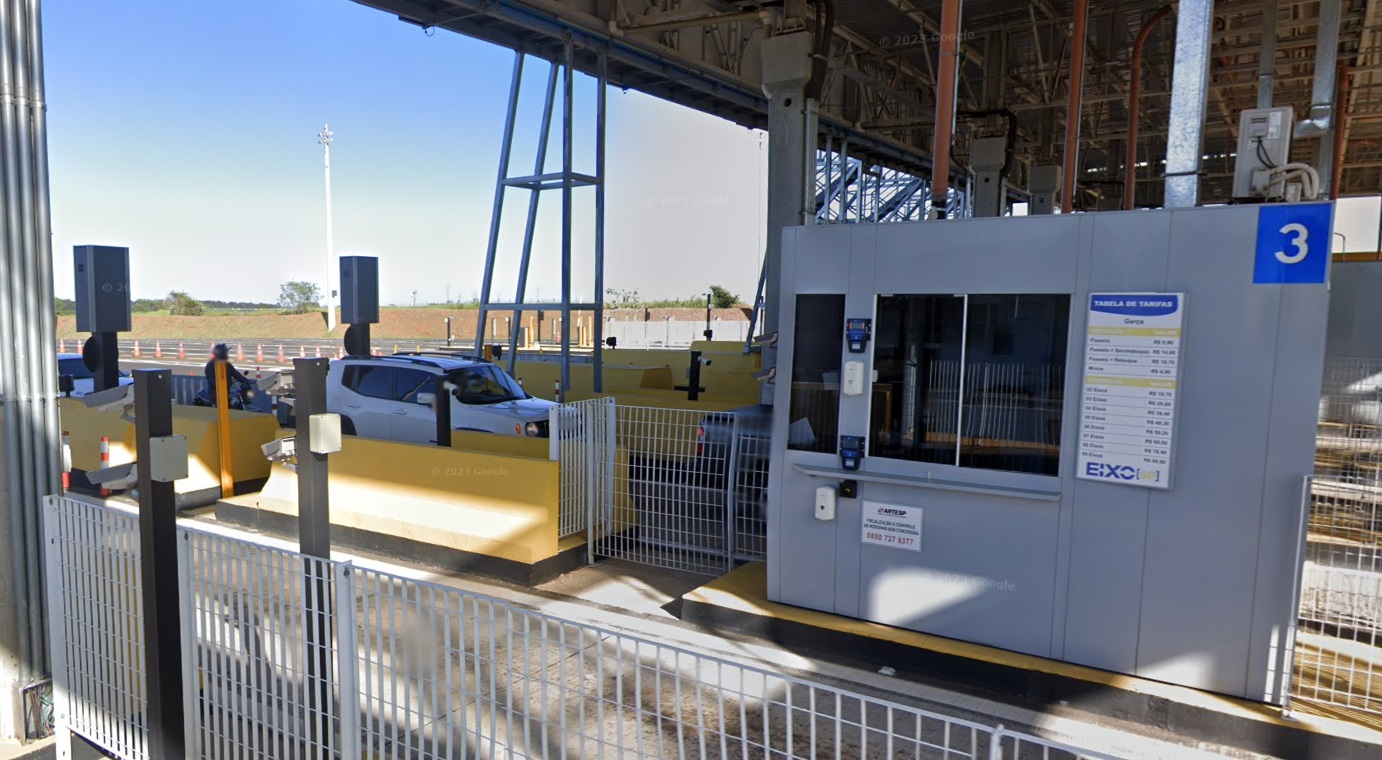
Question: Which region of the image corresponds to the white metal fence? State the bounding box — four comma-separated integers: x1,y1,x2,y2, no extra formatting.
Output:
605,320,750,349
551,398,616,540
44,495,1118,760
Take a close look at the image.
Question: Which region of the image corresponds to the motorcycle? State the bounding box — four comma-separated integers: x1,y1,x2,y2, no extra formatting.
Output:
193,378,259,411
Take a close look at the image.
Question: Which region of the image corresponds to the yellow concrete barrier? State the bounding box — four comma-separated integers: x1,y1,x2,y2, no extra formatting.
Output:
60,398,281,492
250,437,560,565
449,430,549,459
510,362,675,397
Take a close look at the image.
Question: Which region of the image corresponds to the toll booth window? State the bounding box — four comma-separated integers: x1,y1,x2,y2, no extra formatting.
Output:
788,294,846,453
870,294,1069,476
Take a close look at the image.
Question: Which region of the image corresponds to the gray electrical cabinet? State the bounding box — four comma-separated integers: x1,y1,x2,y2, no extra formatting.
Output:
340,255,379,325
769,204,1333,702
1232,106,1295,199
73,245,131,334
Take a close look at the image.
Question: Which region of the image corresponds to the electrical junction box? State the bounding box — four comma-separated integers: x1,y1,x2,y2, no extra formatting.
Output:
73,245,131,333
1233,106,1295,199
1028,165,1061,215
309,413,343,455
147,435,188,483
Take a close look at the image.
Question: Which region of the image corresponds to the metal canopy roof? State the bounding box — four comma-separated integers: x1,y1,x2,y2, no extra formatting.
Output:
351,0,1379,206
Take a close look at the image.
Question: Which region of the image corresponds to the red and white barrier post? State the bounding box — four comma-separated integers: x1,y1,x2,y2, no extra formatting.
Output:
98,435,110,497
61,431,71,490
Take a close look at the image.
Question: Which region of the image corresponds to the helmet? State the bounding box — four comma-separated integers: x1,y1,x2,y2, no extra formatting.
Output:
212,343,229,360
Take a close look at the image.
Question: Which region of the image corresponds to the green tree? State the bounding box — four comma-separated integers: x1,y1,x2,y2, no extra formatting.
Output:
278,281,322,314
166,291,205,316
605,287,641,309
708,285,739,309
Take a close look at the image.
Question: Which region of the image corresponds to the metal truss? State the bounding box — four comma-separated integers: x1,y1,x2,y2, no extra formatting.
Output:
474,46,607,392
356,0,1382,204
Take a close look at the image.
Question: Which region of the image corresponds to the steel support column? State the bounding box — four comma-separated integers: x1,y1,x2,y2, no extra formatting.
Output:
1257,0,1278,109
559,36,574,392
1061,0,1089,213
759,32,813,404
931,0,962,216
475,52,524,356
293,357,333,755
593,47,606,392
134,370,184,759
1164,0,1214,208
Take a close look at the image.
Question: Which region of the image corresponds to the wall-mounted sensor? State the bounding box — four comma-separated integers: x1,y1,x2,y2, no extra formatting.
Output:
843,361,865,396
815,486,836,521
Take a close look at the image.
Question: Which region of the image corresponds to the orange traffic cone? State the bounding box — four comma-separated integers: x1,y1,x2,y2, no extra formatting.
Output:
155,340,163,358
256,343,264,363
299,344,306,358
277,344,286,363
393,344,399,354
178,341,186,359
132,340,142,358
235,343,245,361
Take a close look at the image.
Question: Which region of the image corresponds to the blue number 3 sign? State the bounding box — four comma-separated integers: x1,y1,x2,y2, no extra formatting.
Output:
1253,203,1334,285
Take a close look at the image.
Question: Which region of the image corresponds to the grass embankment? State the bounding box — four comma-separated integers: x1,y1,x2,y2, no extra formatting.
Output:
55,307,751,341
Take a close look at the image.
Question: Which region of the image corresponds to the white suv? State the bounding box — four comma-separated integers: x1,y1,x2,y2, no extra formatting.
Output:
326,353,556,445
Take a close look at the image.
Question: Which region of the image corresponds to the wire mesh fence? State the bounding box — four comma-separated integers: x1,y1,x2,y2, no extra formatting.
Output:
594,404,741,575
1293,477,1382,717
1290,357,1382,719
43,494,1121,760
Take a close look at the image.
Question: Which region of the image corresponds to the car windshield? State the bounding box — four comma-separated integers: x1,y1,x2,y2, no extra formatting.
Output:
447,365,525,405
58,358,92,380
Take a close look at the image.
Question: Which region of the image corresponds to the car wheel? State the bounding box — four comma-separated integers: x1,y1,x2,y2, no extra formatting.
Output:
340,417,357,436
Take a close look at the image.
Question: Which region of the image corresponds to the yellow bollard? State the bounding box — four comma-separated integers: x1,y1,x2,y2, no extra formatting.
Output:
215,360,234,497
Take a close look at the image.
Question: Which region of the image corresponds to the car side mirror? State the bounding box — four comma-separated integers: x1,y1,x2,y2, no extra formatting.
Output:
416,392,436,406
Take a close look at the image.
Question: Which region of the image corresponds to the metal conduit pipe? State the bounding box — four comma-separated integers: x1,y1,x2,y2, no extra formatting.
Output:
14,0,50,673
1125,5,1174,210
1061,0,1090,213
1331,59,1348,200
0,0,33,680
929,0,962,217
27,0,57,508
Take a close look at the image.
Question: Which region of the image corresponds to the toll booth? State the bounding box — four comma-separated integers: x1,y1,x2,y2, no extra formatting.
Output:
767,204,1333,702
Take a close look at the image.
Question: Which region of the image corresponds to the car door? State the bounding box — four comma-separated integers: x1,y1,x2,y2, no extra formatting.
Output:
391,368,438,445
342,365,395,439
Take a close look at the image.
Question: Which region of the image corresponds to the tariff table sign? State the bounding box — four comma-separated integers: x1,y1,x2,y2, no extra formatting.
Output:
1076,293,1185,490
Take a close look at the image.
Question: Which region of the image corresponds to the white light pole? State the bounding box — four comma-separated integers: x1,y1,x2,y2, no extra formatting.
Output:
319,124,337,332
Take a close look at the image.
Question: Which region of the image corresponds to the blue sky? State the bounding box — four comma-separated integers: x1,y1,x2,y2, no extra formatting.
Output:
43,0,767,306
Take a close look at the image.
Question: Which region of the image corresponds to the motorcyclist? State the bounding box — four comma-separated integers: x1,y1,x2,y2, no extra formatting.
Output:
205,343,253,407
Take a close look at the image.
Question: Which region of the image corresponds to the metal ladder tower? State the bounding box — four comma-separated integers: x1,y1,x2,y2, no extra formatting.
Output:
475,42,607,393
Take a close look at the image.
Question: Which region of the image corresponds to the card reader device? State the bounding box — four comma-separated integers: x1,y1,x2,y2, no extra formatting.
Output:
845,318,871,353
840,435,865,471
